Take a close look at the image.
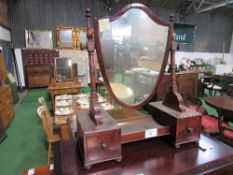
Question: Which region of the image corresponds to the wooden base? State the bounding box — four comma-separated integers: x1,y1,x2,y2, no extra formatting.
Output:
108,108,170,143
118,115,169,143
148,101,202,147
54,135,233,175
76,108,170,168
76,110,122,168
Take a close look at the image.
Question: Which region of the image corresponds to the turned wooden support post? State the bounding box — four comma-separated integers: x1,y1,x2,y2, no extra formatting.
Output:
86,8,103,125
163,14,184,112
170,14,178,92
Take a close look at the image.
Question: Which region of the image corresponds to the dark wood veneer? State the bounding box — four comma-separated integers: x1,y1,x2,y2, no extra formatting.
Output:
54,135,233,175
77,3,201,169
76,110,122,169
148,101,202,147
156,72,198,101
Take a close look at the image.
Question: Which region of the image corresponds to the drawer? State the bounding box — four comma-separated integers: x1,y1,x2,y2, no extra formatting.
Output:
26,65,49,74
176,116,201,144
28,75,49,88
84,129,121,164
0,88,12,100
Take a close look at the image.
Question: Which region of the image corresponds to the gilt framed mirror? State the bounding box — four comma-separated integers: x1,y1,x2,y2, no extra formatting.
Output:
94,4,172,108
25,29,53,48
77,28,87,49
54,57,73,82
56,26,76,49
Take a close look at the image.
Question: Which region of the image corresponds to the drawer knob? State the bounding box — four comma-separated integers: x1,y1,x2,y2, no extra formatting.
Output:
101,142,108,151
187,127,193,135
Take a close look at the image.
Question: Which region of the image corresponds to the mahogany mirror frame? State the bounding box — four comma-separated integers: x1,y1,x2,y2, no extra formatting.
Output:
94,3,173,109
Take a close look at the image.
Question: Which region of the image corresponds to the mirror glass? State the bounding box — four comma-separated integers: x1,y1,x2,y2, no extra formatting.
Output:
98,8,169,105
55,57,72,81
25,30,53,48
60,30,73,47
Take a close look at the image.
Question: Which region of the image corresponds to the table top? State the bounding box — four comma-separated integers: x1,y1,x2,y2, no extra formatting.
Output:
54,94,112,125
48,81,84,90
54,134,233,175
204,95,233,112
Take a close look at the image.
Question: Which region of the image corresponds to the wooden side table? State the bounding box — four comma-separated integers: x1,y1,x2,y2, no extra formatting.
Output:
48,81,84,111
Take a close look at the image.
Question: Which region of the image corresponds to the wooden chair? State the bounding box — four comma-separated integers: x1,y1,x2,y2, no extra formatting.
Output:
199,74,213,97
226,84,233,97
206,75,226,96
219,110,233,145
37,106,61,164
38,96,71,141
38,97,54,123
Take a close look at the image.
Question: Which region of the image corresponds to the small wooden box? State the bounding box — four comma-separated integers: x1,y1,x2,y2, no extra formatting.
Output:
76,110,122,169
148,101,201,148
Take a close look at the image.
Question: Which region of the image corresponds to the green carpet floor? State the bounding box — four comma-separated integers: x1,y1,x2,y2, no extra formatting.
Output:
0,89,48,175
200,89,219,117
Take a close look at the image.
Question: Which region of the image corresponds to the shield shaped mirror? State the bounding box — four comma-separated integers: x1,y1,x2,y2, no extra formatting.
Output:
95,5,171,108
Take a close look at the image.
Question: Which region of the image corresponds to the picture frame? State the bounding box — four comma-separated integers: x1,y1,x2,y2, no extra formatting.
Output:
54,57,73,82
76,28,87,49
56,26,76,49
25,29,53,48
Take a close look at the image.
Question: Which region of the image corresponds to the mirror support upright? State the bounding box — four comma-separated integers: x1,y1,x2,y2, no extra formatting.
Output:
162,14,185,112
86,8,103,125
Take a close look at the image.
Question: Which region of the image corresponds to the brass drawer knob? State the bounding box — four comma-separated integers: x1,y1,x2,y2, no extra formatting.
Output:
101,142,108,151
187,127,193,136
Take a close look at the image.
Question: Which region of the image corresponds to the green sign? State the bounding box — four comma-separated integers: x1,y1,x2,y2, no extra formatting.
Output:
174,23,196,44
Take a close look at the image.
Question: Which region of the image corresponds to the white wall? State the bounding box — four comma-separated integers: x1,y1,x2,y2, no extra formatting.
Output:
230,32,233,64
14,48,25,87
13,49,90,87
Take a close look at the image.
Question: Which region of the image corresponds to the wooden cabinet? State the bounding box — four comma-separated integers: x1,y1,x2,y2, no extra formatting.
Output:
157,72,198,101
0,85,14,128
26,64,50,89
0,51,8,82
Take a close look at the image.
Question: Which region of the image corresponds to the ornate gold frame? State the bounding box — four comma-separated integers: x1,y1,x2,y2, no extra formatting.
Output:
76,28,87,49
56,26,76,49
